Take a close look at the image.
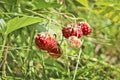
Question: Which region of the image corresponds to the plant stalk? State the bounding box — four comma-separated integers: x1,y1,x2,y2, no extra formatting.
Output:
0,35,7,59
73,49,82,80
1,35,8,78
2,40,9,77
65,42,71,80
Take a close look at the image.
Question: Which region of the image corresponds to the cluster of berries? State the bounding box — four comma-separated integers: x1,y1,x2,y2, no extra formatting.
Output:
62,22,92,48
35,32,62,58
35,22,91,58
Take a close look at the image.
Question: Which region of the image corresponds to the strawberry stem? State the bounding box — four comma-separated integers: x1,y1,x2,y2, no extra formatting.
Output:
73,48,82,80
65,41,71,80
0,34,7,78
0,35,7,59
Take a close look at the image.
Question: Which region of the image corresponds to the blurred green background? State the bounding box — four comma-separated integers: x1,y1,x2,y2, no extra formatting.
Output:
0,0,120,80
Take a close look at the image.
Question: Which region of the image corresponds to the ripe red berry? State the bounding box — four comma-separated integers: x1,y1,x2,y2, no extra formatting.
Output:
62,27,72,39
67,36,82,48
35,32,57,51
49,45,62,59
62,24,83,39
35,32,62,58
77,22,91,35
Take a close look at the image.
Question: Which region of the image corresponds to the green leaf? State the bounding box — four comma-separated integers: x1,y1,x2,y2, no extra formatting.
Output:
32,23,47,32
76,0,89,8
96,1,111,6
6,16,42,34
95,1,119,7
32,0,61,10
0,19,6,34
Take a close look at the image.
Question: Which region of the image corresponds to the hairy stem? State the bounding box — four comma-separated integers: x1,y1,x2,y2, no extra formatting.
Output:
2,40,9,77
0,35,7,59
1,35,8,78
73,49,82,80
65,42,71,80
25,9,64,27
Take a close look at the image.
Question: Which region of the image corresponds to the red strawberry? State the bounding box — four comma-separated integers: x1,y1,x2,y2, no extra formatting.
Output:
77,22,91,35
44,35,58,51
71,27,83,38
62,24,83,38
35,33,47,50
35,32,63,58
62,26,72,38
49,45,62,59
35,32,57,51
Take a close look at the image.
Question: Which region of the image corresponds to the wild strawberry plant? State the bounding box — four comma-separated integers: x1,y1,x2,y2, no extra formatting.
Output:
0,0,120,80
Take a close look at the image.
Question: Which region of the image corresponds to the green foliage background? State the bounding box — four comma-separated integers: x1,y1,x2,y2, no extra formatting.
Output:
0,0,120,80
